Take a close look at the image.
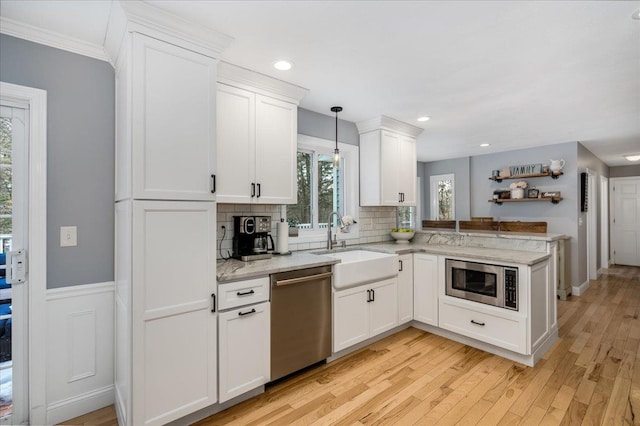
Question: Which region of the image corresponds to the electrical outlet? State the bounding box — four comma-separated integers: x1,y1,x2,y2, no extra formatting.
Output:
60,226,77,247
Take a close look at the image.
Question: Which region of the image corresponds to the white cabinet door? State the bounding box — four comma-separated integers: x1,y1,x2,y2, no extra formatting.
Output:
218,302,270,403
369,278,399,336
413,253,439,326
333,286,369,352
380,131,401,205
397,255,414,324
132,201,217,426
216,84,255,203
398,136,417,206
255,94,298,204
131,33,216,201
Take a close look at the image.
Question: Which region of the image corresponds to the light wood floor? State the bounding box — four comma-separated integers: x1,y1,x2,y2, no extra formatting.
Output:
63,265,640,425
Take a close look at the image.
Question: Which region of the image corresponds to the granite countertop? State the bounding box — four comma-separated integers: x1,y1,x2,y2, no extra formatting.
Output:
349,242,550,265
217,251,339,283
417,229,569,242
217,240,550,283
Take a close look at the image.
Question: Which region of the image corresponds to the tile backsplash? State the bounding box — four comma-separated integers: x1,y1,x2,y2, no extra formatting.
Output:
216,204,396,259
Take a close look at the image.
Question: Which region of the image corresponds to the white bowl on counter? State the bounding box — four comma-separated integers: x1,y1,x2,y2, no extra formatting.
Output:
390,231,415,243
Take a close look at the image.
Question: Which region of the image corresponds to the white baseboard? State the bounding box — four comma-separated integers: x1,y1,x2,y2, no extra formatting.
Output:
572,280,590,297
47,384,115,425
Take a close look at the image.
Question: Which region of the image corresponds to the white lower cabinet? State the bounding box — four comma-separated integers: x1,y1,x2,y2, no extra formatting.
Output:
413,253,438,326
439,298,527,354
218,301,270,403
333,278,398,352
397,255,413,324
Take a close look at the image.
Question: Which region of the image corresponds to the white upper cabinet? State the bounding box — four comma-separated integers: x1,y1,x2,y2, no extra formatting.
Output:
216,62,307,204
357,116,423,206
117,33,218,201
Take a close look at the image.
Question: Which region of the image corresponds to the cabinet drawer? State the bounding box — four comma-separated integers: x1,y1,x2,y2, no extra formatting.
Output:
218,277,269,310
439,299,527,354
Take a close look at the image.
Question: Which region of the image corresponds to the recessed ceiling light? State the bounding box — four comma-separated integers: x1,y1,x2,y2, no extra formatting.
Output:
625,154,640,162
273,60,293,71
480,143,491,147
417,116,430,122
632,9,640,20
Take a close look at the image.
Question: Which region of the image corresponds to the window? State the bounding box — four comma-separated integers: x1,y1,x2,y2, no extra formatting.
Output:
430,173,455,220
287,135,359,241
397,177,420,230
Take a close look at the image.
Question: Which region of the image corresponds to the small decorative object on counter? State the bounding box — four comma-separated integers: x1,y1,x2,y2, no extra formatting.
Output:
509,181,528,199
390,228,415,243
527,188,540,199
341,215,357,233
492,169,501,178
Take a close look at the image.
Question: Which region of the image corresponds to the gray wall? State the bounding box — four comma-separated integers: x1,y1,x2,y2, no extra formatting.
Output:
298,108,359,146
0,35,115,289
422,157,471,221
610,164,640,178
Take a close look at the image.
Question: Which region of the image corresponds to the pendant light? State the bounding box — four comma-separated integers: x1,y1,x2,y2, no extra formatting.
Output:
331,106,342,168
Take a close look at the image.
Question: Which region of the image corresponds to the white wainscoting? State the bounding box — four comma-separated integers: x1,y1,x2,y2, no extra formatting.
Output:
46,281,115,425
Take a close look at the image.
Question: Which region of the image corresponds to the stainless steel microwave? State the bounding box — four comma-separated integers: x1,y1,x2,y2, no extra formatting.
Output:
445,259,518,311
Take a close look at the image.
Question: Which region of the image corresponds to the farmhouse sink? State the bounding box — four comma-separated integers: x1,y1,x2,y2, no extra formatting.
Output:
319,250,398,289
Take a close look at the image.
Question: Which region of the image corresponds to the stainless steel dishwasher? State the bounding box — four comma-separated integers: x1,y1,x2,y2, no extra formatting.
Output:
270,265,332,381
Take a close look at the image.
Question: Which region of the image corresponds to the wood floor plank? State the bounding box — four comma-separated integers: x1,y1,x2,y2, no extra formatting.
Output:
61,265,640,426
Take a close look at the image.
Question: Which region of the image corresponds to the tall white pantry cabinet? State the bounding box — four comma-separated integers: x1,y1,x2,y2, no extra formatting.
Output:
109,4,232,425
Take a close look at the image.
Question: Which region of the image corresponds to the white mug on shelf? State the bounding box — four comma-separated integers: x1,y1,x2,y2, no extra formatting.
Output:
549,159,565,172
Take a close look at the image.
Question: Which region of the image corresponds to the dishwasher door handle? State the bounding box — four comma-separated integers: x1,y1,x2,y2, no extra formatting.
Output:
273,272,333,287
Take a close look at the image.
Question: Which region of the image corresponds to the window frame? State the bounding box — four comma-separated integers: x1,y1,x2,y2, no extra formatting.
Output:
430,173,455,220
288,134,359,243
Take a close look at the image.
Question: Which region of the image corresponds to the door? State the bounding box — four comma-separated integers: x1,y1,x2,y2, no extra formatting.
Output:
369,278,399,336
612,178,640,266
132,200,217,426
333,287,369,352
218,302,270,403
413,253,439,326
398,136,417,205
131,33,217,201
397,255,413,324
216,84,254,203
0,103,28,425
380,131,400,205
254,94,297,204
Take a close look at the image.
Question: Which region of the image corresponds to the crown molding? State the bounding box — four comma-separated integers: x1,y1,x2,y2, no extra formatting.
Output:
356,115,424,138
218,61,308,104
0,16,109,62
105,0,233,65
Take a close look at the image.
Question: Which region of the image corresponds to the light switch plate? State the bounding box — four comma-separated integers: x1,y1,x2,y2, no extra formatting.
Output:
60,226,77,247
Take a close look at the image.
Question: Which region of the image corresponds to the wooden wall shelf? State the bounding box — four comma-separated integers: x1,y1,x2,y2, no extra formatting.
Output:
489,171,563,183
488,197,563,205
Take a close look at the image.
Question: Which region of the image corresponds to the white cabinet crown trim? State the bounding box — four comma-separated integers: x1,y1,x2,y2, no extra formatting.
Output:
356,115,424,138
218,61,308,104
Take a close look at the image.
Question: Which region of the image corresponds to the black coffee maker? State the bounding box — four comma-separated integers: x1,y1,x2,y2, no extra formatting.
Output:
233,216,275,261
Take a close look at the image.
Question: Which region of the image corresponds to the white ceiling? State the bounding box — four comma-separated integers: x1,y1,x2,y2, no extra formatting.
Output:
1,0,639,166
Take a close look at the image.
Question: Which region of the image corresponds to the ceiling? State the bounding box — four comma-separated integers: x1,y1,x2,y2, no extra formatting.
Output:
1,1,639,166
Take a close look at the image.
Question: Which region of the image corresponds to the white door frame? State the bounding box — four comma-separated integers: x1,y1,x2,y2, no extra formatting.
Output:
0,82,47,425
586,169,597,281
600,176,609,270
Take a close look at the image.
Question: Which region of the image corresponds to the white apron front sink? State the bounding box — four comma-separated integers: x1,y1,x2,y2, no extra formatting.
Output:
322,250,398,289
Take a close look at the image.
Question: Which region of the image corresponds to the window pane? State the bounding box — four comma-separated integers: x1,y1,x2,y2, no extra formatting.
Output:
438,179,453,220
318,155,337,227
0,117,12,236
289,151,312,228
397,206,414,229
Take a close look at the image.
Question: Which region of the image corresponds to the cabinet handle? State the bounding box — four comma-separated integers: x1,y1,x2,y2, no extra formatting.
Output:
211,293,216,313
237,289,255,296
210,174,216,194
398,192,402,203
399,260,403,272
257,183,261,198
238,308,256,316
470,320,485,326
251,183,256,197
401,192,405,202
367,289,372,302
371,289,375,302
